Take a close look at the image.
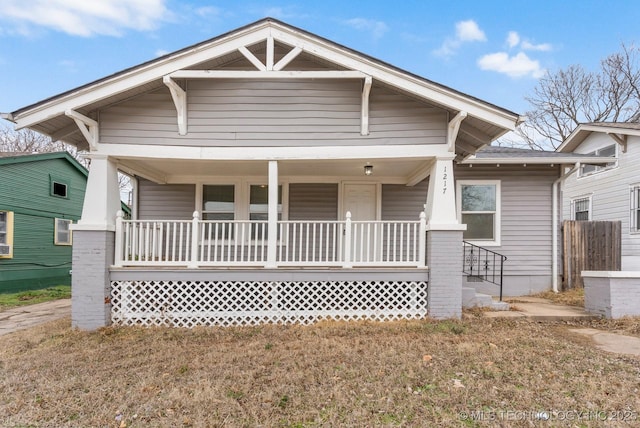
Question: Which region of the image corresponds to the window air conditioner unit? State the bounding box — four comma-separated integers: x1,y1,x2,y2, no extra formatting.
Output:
0,244,10,255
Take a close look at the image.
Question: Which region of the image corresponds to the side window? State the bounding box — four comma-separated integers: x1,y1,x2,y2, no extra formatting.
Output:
457,180,501,245
580,144,617,176
631,186,640,233
50,175,69,198
54,218,73,245
0,211,15,258
571,196,591,221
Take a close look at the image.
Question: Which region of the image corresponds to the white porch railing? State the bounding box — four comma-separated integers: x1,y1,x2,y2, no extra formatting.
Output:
114,211,427,268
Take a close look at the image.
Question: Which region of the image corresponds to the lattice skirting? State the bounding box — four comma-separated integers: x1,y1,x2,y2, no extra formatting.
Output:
110,280,428,327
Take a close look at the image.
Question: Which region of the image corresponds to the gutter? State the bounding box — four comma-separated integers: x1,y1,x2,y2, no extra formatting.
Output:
552,162,580,293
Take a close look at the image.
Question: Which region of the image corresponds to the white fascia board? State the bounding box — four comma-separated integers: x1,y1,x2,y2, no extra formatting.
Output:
13,26,273,129
558,124,640,152
270,28,520,131
96,143,451,161
461,155,614,165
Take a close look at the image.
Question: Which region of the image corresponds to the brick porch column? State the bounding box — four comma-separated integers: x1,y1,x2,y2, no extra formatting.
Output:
71,155,121,330
424,157,466,319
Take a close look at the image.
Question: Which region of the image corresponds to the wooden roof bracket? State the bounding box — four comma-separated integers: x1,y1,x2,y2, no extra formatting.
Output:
361,76,373,136
606,132,627,153
65,109,99,151
163,76,187,135
447,111,467,152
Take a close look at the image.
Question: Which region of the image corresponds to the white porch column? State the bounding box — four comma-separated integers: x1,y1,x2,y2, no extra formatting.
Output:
76,155,121,231
266,160,278,268
424,156,466,319
72,155,121,330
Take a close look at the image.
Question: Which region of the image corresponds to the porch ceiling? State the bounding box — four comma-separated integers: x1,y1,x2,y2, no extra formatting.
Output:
114,157,431,184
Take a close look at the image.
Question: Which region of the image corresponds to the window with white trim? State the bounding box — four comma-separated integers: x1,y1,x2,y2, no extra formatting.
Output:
457,180,501,245
0,211,14,258
54,218,73,245
580,144,617,176
571,196,591,220
631,186,640,233
201,183,285,239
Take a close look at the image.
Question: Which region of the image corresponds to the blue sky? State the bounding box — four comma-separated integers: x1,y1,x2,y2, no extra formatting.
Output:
0,0,639,115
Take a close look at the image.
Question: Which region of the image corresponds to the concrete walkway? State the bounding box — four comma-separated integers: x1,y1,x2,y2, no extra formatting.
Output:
484,296,597,321
569,328,640,357
0,299,70,336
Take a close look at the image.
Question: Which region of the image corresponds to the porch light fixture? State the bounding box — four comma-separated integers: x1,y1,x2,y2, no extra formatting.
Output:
364,164,373,176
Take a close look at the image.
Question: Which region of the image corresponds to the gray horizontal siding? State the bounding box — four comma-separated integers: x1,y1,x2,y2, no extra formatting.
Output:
563,133,640,266
100,81,446,147
288,183,338,221
381,178,429,221
455,164,558,278
137,179,195,220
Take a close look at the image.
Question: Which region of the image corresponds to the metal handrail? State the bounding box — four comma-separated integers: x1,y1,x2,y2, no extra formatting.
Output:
462,241,507,301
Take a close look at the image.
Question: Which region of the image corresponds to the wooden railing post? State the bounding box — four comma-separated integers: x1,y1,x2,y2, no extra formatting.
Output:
418,211,427,267
343,211,352,268
188,211,200,268
114,210,124,267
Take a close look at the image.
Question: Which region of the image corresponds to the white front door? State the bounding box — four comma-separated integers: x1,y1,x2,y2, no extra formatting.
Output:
343,184,377,221
343,184,378,263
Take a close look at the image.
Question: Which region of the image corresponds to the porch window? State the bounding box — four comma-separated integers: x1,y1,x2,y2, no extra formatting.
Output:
54,218,73,245
580,144,617,176
571,196,591,221
631,186,640,233
457,180,501,246
202,185,235,221
250,185,282,239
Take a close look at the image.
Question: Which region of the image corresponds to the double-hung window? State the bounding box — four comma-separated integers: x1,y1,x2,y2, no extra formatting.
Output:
54,218,73,245
202,185,236,239
249,185,282,239
571,196,591,221
631,186,640,233
457,180,501,246
0,211,14,258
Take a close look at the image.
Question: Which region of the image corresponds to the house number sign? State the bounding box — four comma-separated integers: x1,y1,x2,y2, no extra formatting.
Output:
442,166,447,194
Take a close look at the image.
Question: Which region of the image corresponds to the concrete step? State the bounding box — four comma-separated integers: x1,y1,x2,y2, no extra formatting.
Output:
462,287,509,310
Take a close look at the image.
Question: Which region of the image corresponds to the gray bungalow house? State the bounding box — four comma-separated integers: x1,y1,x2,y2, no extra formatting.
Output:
1,19,604,330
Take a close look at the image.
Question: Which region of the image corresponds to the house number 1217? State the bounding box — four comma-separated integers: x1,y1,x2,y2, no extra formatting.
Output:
442,166,447,194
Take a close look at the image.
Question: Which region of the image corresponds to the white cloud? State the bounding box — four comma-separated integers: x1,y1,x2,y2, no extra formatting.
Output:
455,20,486,42
434,19,486,57
506,31,520,48
477,51,546,78
343,17,389,40
521,40,553,51
155,49,170,57
0,0,170,37
195,6,221,18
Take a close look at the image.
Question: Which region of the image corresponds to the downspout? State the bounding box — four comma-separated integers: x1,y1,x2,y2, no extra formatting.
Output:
552,162,580,293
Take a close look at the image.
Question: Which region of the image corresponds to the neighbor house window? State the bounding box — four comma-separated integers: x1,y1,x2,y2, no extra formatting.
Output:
571,196,591,220
54,218,73,245
580,144,617,176
50,175,69,198
0,211,14,258
631,186,640,233
457,180,501,245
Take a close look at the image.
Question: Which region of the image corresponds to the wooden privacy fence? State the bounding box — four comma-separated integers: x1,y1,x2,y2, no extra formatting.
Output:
563,220,621,289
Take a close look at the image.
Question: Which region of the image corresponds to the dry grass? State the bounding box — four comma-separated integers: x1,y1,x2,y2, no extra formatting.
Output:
534,287,585,307
2,316,640,427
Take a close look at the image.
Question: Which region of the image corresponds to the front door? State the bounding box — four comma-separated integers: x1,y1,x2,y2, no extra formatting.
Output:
343,184,378,262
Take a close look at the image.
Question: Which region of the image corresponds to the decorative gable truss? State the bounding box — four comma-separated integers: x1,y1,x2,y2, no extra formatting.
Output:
162,35,374,137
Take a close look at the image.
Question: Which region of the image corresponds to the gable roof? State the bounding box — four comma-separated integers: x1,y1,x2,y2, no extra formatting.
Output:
2,18,522,156
557,122,640,152
0,151,88,176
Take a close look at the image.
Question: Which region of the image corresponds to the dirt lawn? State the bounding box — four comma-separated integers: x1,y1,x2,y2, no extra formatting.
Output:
1,314,640,427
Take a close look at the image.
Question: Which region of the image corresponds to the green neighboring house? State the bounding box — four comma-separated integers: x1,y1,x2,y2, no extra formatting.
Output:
0,151,87,293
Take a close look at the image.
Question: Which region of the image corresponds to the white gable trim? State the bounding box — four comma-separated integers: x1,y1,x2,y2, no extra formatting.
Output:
11,20,519,133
